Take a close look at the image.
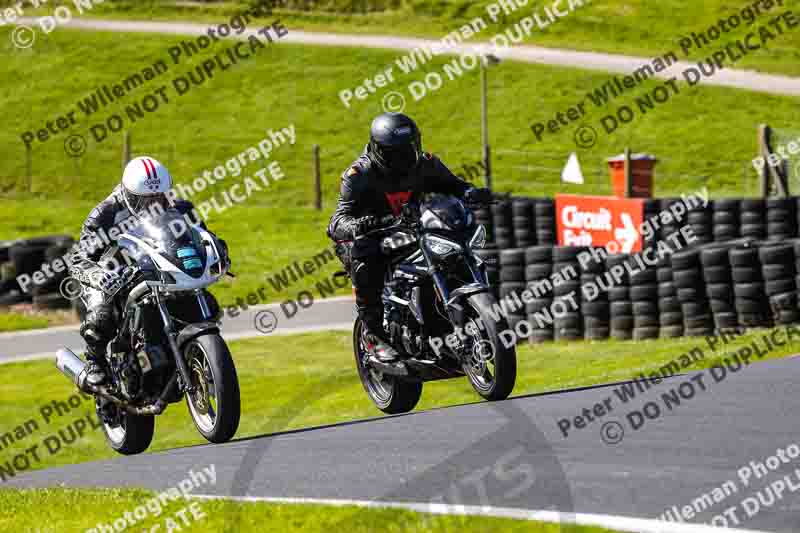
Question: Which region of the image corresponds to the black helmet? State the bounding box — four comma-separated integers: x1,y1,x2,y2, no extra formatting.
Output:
368,113,422,176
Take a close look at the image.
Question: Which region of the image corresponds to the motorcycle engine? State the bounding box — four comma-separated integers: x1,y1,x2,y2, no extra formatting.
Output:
110,341,170,401
386,307,421,354
109,350,142,401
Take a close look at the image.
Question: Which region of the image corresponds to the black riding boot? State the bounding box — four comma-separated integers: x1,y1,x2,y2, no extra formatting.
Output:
360,306,400,363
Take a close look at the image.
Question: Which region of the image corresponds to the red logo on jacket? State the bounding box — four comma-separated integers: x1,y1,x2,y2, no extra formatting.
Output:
384,191,412,215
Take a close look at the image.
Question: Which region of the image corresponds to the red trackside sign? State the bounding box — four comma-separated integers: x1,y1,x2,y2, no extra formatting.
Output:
555,194,644,253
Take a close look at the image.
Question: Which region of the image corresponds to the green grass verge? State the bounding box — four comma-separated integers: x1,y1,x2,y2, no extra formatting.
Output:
0,327,796,478
17,0,800,76
0,312,50,332
0,488,617,532
1,27,796,310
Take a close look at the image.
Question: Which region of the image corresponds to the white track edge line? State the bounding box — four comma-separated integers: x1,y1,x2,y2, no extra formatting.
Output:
189,494,772,533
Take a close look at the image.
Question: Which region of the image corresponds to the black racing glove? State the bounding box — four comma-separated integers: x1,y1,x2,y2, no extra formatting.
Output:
353,216,380,238
464,187,493,205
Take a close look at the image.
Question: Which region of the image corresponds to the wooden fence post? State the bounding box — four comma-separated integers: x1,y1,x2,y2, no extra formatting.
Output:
313,144,321,210
25,145,32,193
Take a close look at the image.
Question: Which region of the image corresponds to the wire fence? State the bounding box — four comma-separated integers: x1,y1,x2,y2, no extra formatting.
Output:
4,132,764,204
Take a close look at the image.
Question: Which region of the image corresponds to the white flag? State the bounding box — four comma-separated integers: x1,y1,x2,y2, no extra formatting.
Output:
561,152,584,184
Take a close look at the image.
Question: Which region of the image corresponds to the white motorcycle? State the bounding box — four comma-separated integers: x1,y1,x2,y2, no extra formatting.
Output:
57,208,240,455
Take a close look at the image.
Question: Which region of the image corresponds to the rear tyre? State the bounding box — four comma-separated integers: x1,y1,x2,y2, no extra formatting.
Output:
462,292,517,401
353,319,422,414
100,404,155,456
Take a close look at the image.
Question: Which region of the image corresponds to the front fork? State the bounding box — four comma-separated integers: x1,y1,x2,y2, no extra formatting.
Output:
153,290,195,393
428,253,487,327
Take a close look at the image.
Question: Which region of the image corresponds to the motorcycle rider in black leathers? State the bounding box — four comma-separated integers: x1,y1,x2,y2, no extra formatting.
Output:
70,156,220,386
327,113,491,362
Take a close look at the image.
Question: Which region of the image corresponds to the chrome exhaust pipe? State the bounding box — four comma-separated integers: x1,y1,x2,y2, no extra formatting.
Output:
56,348,89,392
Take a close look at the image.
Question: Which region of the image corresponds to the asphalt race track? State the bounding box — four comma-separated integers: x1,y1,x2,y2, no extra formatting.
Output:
5,356,800,532
0,297,356,364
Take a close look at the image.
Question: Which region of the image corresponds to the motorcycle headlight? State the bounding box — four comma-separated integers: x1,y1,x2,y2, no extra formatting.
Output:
423,235,462,259
469,225,486,249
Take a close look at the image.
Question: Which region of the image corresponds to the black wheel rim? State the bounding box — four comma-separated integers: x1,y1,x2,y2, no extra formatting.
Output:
186,342,218,432
356,323,393,403
463,317,497,393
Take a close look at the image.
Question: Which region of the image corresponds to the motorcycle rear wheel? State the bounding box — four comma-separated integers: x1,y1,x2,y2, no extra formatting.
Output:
353,319,422,414
99,402,155,456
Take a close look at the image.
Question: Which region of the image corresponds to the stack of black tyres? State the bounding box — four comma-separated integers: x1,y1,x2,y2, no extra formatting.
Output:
629,252,659,340
525,246,554,343
642,200,660,250
512,198,536,248
474,205,494,246
713,199,740,242
31,239,76,310
552,246,584,341
580,251,609,340
475,246,500,299
659,198,686,242
759,243,799,325
687,201,714,246
700,245,738,332
766,198,796,241
5,236,73,306
740,199,766,240
492,200,515,249
730,243,771,328
0,240,19,305
671,247,715,336
499,248,526,336
606,254,633,340
534,199,556,246
657,255,683,338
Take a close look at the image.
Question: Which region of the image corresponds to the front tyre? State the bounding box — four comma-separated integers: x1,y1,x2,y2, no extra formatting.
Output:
185,334,241,443
463,292,517,401
353,319,422,414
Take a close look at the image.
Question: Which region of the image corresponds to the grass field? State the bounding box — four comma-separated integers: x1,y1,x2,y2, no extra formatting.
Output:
1,26,796,310
16,0,800,76
0,488,618,532
0,326,797,475
0,311,50,332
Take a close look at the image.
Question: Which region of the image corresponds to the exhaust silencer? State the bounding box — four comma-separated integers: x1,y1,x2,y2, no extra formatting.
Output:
56,348,89,391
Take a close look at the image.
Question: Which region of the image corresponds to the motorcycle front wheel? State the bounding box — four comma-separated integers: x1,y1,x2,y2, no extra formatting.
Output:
353,319,422,414
462,292,517,401
184,334,241,443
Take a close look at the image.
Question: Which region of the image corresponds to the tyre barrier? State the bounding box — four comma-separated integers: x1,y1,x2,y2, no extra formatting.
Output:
552,246,584,341
512,198,536,248
525,245,553,343
481,194,800,344
483,195,800,253
493,237,800,345
605,253,633,341
499,247,526,333
0,235,75,310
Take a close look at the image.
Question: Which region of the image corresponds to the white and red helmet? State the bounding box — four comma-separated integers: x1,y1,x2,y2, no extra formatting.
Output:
121,156,173,216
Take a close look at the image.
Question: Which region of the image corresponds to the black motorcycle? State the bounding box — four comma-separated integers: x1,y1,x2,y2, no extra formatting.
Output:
350,196,516,414
56,208,240,455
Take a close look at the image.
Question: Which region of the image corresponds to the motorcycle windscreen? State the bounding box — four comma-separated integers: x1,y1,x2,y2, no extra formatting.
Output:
422,196,471,232
126,208,208,278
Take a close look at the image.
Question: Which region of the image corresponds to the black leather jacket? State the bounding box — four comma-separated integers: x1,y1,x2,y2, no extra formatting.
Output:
327,150,471,242
71,185,201,270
